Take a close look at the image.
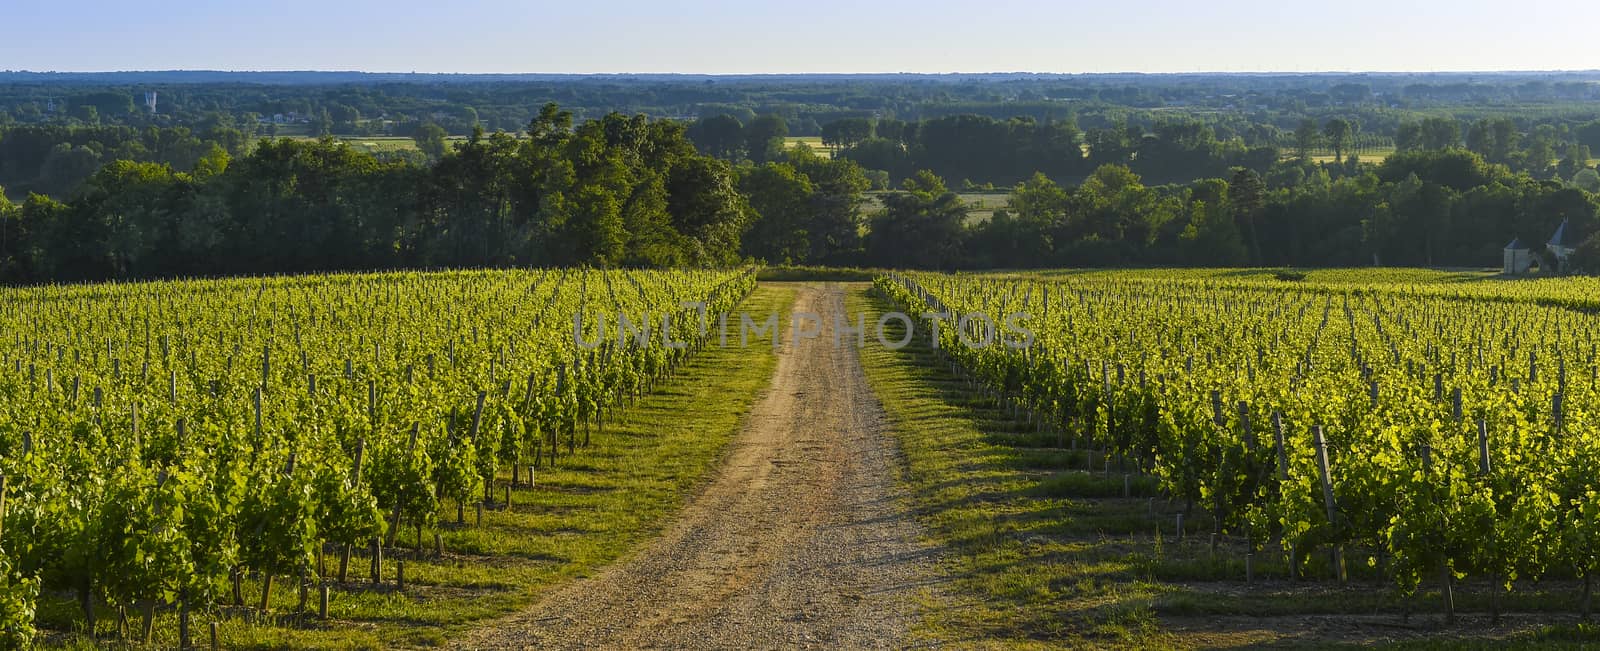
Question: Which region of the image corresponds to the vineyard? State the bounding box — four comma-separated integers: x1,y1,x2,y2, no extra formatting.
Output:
15,265,1600,648
0,267,757,648
875,269,1600,626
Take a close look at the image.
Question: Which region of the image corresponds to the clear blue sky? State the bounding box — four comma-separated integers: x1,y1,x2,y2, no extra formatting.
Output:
4,0,1597,74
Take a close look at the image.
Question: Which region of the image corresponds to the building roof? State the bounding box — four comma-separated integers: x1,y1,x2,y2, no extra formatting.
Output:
1549,219,1577,248
1506,237,1527,250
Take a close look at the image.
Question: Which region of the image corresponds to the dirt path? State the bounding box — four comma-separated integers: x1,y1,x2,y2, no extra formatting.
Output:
456,283,941,650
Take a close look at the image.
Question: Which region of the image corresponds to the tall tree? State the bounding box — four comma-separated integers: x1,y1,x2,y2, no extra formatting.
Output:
739,162,814,263
865,171,967,269
1467,118,1520,165
413,123,448,161
998,172,1069,264
686,115,745,161
1293,119,1321,161
0,188,16,276
820,118,874,150
1227,167,1266,263
1180,199,1247,265
1420,117,1461,150
785,147,868,264
527,102,573,147
744,114,788,164
665,156,748,265
312,108,333,137
1573,168,1600,194
1522,124,1559,175
1323,118,1353,164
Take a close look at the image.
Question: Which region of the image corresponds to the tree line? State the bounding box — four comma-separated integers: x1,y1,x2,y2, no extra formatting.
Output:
0,122,251,196
12,71,1600,153
803,114,1600,189
0,105,756,281
2,105,1598,284
853,149,1598,270
689,110,1599,193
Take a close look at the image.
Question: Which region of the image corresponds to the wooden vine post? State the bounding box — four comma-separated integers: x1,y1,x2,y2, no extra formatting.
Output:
1419,441,1454,622
1476,419,1491,475
340,438,365,583
1476,417,1501,622
1311,425,1344,582
1272,412,1294,581
471,391,488,504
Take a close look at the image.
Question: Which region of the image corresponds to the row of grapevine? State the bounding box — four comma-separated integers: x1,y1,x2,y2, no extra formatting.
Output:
0,267,755,647
878,271,1600,619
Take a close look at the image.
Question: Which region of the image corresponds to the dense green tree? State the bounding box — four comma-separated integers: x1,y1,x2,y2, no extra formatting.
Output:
619,174,687,267
865,170,967,269
1228,167,1266,263
71,92,134,117
1008,172,1071,224
329,104,361,133
422,128,523,266
1523,124,1559,175
696,104,755,124
1558,145,1592,180
665,156,748,265
1071,164,1158,243
8,193,65,279
0,189,16,277
527,103,573,147
1378,148,1496,192
784,147,868,263
312,108,333,137
1467,118,1520,165
1421,117,1461,150
1516,186,1599,251
992,172,1067,264
820,118,873,149
1085,123,1137,169
1398,118,1461,152
839,138,910,180
1382,173,1457,266
1294,119,1321,161
568,183,625,266
67,160,183,277
36,144,102,196
1573,168,1600,194
144,126,209,171
687,115,745,161
1324,118,1353,164
1132,118,1252,183
1180,198,1247,265
1571,232,1600,273
875,118,910,144
744,114,788,164
413,123,448,161
842,114,1097,186
71,105,99,125
1577,120,1600,153
1396,123,1423,153
739,163,814,263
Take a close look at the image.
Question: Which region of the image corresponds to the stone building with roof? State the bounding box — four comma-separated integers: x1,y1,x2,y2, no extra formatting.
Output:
1548,218,1578,273
1503,238,1533,274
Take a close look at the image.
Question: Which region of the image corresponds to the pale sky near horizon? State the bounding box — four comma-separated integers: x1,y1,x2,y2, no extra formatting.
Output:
3,0,1597,74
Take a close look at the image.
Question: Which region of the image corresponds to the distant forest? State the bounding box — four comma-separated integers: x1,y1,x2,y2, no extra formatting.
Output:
1,72,1599,280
